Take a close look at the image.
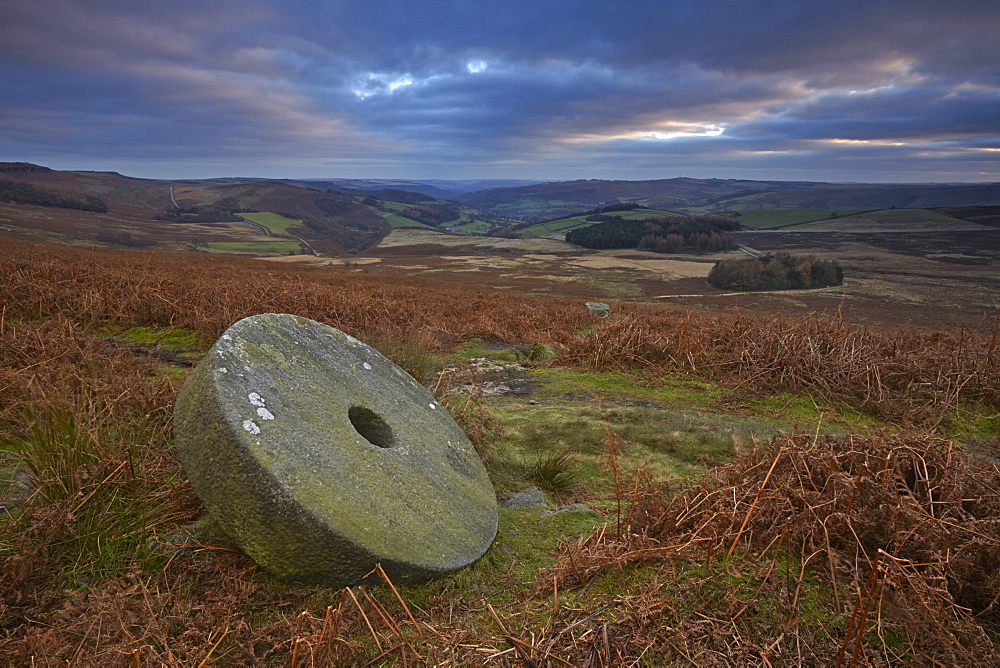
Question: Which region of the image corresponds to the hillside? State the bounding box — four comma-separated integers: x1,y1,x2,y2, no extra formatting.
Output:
512,206,681,239
457,177,1000,220
0,163,505,255
292,178,545,199
1,235,998,664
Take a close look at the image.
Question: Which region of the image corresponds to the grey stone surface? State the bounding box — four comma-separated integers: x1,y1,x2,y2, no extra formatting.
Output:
585,302,611,317
542,503,602,519
173,314,498,586
500,486,550,510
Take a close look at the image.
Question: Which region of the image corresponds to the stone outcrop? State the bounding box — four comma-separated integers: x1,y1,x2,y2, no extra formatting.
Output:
173,313,498,586
585,302,611,317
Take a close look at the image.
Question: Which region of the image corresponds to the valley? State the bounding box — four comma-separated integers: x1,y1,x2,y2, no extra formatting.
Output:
2,163,1000,662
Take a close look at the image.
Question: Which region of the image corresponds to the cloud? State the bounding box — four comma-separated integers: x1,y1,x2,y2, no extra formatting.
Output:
0,0,997,181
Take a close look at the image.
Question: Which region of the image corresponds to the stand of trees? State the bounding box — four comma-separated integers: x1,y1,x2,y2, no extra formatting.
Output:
565,215,740,253
0,179,107,213
398,203,461,226
708,253,843,291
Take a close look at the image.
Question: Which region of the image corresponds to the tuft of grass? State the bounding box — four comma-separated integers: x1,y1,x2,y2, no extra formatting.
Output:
10,401,188,584
527,450,581,497
360,329,441,383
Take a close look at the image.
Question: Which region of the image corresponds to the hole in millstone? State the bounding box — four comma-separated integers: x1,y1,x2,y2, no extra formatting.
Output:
348,406,396,448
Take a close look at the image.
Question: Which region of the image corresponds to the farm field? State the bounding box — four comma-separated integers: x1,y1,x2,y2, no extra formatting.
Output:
238,212,304,235
517,207,679,239
262,221,1000,333
730,208,867,228
789,207,989,232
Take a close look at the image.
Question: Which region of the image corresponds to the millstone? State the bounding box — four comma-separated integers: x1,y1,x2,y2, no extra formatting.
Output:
173,313,498,586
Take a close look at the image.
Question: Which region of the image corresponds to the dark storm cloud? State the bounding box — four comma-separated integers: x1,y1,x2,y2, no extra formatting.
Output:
0,0,997,180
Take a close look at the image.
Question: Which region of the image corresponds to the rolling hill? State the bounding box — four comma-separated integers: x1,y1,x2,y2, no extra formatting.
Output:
0,163,499,255
457,177,1000,220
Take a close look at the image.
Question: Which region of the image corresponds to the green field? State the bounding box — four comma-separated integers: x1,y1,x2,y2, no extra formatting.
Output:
449,205,495,234
450,219,492,234
377,211,434,229
239,212,303,235
204,241,304,256
518,207,679,239
730,209,867,228
791,208,982,232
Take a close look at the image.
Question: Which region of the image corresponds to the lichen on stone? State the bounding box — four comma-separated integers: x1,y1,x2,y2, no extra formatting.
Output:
173,313,498,587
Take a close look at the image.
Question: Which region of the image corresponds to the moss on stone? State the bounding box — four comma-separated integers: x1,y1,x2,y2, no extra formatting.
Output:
173,314,498,586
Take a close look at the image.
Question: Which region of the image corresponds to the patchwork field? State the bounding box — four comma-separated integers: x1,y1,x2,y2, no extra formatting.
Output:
260,222,1000,334
238,212,304,235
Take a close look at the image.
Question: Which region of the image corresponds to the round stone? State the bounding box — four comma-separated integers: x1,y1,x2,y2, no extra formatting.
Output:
173,313,498,586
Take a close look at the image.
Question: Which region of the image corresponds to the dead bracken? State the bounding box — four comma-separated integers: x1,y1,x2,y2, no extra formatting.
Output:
0,236,998,665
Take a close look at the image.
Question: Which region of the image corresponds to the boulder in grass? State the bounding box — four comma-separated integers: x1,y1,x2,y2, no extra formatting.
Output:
172,313,498,586
585,302,611,317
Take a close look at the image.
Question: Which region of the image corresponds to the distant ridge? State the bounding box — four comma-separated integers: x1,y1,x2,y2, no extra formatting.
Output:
456,177,1000,220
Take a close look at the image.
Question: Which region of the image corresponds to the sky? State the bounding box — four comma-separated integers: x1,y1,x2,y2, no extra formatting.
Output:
1,0,998,183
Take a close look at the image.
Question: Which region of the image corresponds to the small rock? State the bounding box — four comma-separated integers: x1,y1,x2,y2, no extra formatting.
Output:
543,503,602,519
500,486,550,510
585,302,611,317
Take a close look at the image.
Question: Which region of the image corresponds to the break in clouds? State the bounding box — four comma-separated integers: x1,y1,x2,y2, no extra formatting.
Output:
0,0,997,181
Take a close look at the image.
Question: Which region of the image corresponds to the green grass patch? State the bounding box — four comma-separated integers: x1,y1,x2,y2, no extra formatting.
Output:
204,241,304,256
400,506,606,607
518,216,597,238
239,212,304,235
110,325,203,352
378,211,434,229
518,208,679,238
450,218,493,235
486,399,782,497
4,403,176,585
943,401,1000,450
459,366,878,502
732,209,867,228
530,368,726,408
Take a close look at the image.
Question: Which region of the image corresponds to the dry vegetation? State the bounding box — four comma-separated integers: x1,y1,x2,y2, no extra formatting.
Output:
1,235,999,665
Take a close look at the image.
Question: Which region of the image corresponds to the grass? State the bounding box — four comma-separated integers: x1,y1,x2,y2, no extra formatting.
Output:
361,328,442,382
517,207,679,239
518,216,596,238
1,236,999,663
530,367,727,408
731,208,867,228
793,207,978,231
527,450,582,497
486,398,776,496
107,325,203,352
239,212,304,235
377,210,435,229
